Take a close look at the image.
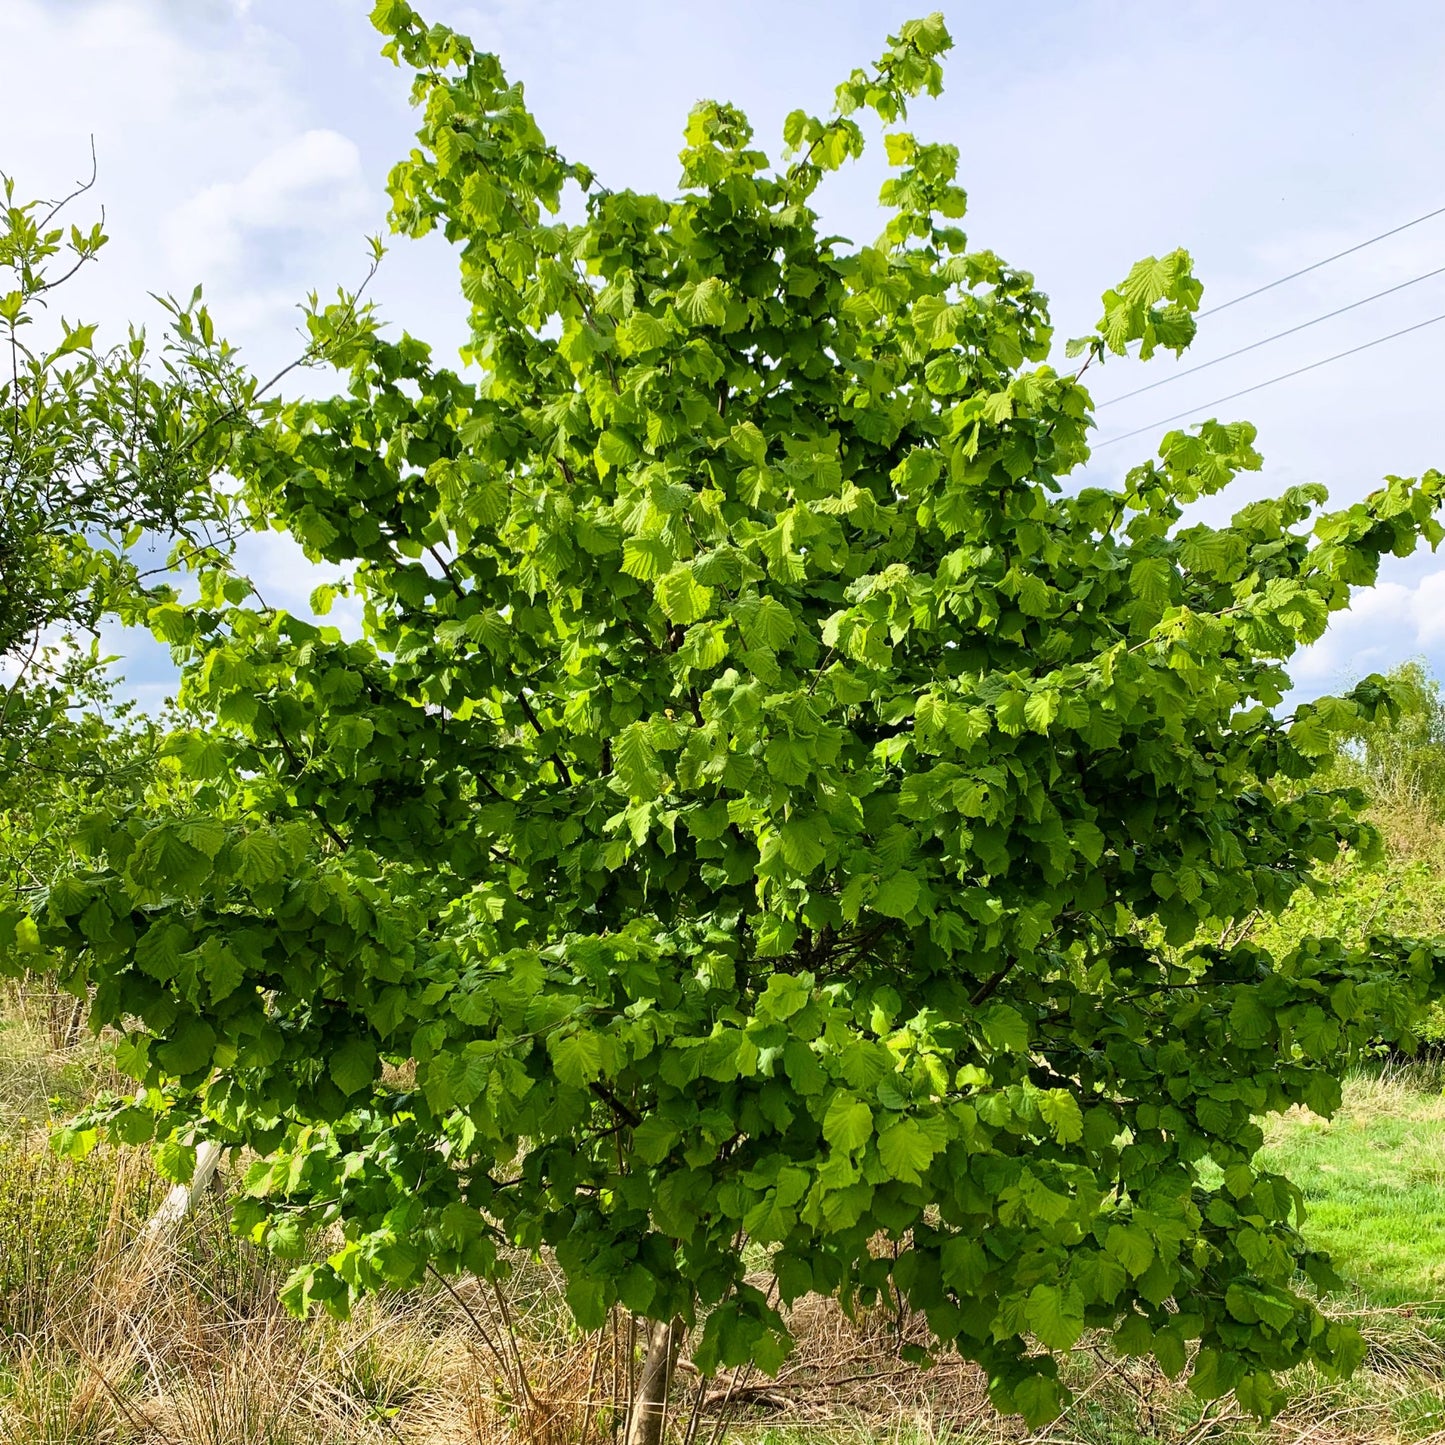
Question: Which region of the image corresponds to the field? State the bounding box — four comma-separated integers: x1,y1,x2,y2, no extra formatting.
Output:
0,987,1441,1445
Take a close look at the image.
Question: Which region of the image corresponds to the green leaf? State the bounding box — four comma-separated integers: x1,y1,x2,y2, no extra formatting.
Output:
615,312,674,356
327,715,375,752
1130,555,1175,608
873,870,921,919
200,941,246,1003
128,826,213,895
566,1274,609,1331
441,1047,491,1108
877,1117,938,1183
838,1041,892,1091
155,1015,216,1077
1011,1374,1063,1429
1024,690,1060,734
656,566,714,624
1038,1090,1083,1144
1024,1282,1086,1350
330,1038,378,1096
780,817,826,875
1154,1326,1188,1379
155,1138,197,1184
622,535,674,582
632,1114,679,1165
1105,1222,1155,1278
758,972,811,1020
730,593,795,651
782,1039,825,1094
995,691,1027,735
743,1190,797,1244
231,831,288,888
823,1091,874,1152
1229,993,1274,1048
980,1004,1028,1053
675,277,728,327
727,422,768,465
550,1029,606,1087
176,818,226,859
613,722,662,800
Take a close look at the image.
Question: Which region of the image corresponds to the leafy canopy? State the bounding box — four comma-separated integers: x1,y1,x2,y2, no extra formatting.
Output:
13,6,1445,1426
0,167,259,675
0,166,260,961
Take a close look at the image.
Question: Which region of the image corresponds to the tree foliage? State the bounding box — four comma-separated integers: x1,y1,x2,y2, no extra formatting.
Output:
0,161,375,911
0,165,251,944
1329,660,1445,816
10,7,1445,1425
0,164,262,689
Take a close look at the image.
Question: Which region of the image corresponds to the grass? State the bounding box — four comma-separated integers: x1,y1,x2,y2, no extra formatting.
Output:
0,985,1441,1443
1258,1064,1445,1309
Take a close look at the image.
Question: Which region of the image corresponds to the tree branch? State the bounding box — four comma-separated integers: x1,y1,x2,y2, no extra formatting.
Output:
590,1081,641,1128
269,721,349,851
516,690,574,786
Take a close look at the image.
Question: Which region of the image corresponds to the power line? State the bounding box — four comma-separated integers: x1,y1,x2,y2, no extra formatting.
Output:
1197,201,1445,319
1092,309,1445,450
1098,263,1445,409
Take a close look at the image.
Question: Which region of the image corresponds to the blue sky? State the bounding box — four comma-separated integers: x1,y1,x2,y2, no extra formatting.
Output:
6,0,1445,708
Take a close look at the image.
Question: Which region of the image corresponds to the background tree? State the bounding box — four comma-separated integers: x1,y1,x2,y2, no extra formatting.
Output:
1245,660,1445,1055
0,159,378,889
12,6,1445,1435
0,162,258,1030
0,159,372,1056
1328,659,1445,818
0,161,259,712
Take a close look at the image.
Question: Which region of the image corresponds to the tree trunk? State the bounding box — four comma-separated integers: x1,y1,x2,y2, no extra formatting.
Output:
624,1316,684,1445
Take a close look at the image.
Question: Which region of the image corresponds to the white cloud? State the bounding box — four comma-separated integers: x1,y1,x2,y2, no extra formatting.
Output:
165,128,369,278
1292,570,1445,692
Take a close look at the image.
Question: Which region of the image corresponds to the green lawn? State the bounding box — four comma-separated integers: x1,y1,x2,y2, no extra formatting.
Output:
1259,1067,1445,1309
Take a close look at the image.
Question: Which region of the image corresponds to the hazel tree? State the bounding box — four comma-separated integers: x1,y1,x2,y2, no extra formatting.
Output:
14,5,1445,1431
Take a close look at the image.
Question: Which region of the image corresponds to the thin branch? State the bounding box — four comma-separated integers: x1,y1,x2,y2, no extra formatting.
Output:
268,721,348,851
183,247,385,457
488,1278,537,1411
426,1265,517,1391
969,959,1017,1009
590,1080,641,1128
516,689,574,786
35,137,99,232
33,246,102,297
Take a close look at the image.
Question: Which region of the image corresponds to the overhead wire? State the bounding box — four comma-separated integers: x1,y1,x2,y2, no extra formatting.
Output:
1092,309,1445,450
1113,202,1445,355
1195,201,1445,320
1097,262,1445,409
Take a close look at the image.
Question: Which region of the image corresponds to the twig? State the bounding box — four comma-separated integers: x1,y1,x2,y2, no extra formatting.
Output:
268,721,349,851
425,1266,517,1398
516,689,575,786
590,1080,641,1128
969,959,1017,1008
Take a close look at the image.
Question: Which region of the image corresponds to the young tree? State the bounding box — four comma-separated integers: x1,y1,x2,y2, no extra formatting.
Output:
0,161,374,897
0,163,261,715
14,6,1445,1431
1330,659,1445,816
